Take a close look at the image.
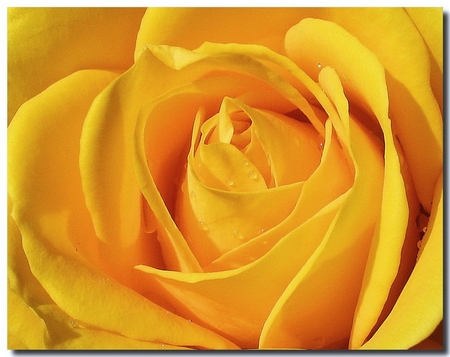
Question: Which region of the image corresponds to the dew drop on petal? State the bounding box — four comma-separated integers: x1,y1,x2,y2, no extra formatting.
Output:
248,171,258,180
225,178,234,186
233,230,244,240
417,239,423,250
317,63,322,68
198,221,208,231
70,319,78,328
243,160,249,166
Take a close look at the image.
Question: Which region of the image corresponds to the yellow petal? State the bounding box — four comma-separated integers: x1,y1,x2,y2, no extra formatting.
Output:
361,173,443,349
405,7,443,112
286,9,442,212
136,192,345,349
130,44,332,271
259,107,384,349
285,20,423,347
206,120,352,272
9,69,118,268
8,69,164,298
9,201,208,350
135,8,325,59
8,7,146,123
8,289,46,349
18,217,238,349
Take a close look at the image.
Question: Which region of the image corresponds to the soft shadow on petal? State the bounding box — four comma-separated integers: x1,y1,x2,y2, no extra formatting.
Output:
134,8,327,59
285,8,442,213
285,20,419,348
360,173,442,349
405,7,443,112
8,7,146,123
259,106,384,349
136,183,347,348
9,70,118,270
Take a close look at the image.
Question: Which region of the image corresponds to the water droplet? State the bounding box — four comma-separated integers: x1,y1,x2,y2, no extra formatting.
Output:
233,230,244,240
166,310,170,313
417,239,423,250
260,229,266,233
248,171,258,180
188,319,192,322
317,63,322,68
243,160,249,166
161,344,166,347
70,319,78,328
198,221,208,231
225,178,234,186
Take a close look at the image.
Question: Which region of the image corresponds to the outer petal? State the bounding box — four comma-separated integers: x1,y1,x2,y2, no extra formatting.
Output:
8,7,146,123
405,7,443,112
361,173,443,349
134,8,325,59
285,8,442,212
9,69,119,271
8,289,47,349
285,19,423,348
18,228,237,349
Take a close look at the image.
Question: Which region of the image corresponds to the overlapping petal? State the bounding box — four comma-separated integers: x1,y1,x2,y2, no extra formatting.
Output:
8,7,442,351
8,7,146,123
361,173,443,349
136,8,441,212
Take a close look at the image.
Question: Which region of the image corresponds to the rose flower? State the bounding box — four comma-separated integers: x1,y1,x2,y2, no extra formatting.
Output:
8,8,443,350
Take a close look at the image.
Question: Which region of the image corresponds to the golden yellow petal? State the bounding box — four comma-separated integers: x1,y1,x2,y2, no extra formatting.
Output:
405,7,443,112
8,7,146,123
286,9,442,212
361,173,442,349
259,107,384,349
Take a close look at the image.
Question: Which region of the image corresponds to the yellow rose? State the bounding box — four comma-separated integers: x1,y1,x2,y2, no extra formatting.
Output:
8,8,443,350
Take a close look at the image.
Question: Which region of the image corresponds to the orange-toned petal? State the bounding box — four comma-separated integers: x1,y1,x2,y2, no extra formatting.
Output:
136,192,345,349
361,173,443,349
134,8,329,60
205,119,352,272
8,7,146,123
259,108,384,349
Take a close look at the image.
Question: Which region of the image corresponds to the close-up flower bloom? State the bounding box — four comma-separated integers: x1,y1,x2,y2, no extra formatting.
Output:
7,7,443,350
